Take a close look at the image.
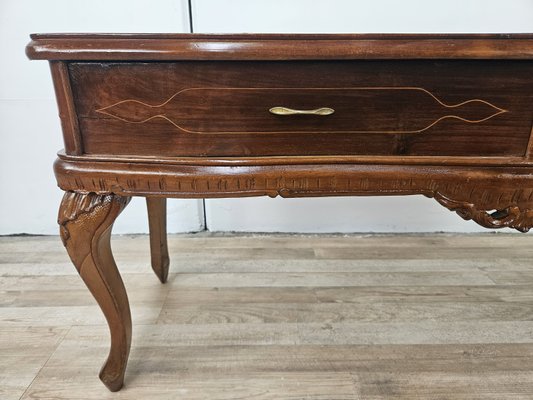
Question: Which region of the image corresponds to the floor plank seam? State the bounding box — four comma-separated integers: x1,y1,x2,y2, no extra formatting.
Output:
153,283,173,325
17,325,72,400
349,371,361,399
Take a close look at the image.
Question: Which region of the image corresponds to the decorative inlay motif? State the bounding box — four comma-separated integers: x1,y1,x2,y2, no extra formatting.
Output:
96,87,507,134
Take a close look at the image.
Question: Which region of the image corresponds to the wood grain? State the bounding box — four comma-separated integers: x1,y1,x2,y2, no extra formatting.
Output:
52,159,533,234
49,61,83,155
1,233,533,399
69,61,533,158
25,33,533,61
0,327,68,400
58,192,132,391
146,197,170,283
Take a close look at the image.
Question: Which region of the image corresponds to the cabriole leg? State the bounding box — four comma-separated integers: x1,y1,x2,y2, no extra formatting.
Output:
58,191,132,391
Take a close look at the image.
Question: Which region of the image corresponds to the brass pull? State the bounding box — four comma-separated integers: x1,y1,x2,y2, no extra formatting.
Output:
269,106,335,116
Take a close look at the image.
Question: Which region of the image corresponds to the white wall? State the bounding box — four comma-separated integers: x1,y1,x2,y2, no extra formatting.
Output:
194,0,533,233
1,0,532,234
192,0,533,34
0,0,204,234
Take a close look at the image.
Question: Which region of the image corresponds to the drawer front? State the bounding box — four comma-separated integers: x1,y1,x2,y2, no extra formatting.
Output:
69,61,533,157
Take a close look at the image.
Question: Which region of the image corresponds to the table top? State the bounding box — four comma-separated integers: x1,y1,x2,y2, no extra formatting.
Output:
26,33,533,61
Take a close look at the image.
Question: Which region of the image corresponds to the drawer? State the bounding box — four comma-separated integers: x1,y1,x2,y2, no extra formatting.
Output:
69,61,533,157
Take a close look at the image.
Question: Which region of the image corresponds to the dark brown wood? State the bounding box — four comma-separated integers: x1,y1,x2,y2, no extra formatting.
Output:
146,197,170,283
25,33,533,61
52,158,533,233
49,61,83,155
58,192,131,391
68,60,532,158
26,33,533,391
55,150,533,167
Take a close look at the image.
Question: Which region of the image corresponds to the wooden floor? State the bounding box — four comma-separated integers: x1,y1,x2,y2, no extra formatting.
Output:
1,233,533,399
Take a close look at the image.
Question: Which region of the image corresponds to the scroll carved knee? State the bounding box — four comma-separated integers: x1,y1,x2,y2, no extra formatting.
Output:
58,191,131,391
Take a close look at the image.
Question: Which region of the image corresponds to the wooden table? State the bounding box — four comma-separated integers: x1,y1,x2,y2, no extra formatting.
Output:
27,33,533,391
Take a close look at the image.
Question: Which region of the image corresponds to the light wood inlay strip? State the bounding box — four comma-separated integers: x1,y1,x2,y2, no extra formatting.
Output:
525,119,533,158
95,86,507,135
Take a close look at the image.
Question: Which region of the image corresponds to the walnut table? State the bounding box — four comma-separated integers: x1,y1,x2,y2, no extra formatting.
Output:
26,33,533,391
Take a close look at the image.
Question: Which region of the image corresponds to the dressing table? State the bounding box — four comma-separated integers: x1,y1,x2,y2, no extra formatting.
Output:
26,33,533,391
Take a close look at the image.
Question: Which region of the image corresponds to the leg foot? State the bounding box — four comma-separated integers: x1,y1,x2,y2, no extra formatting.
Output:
58,191,131,391
146,197,170,283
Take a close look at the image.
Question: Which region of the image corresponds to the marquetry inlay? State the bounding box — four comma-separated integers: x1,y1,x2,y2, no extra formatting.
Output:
96,87,507,135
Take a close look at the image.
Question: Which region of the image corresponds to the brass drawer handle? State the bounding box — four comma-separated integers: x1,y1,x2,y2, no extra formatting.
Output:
269,106,335,116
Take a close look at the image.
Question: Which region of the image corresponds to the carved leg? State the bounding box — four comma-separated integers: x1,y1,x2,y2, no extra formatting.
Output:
58,191,131,392
146,197,170,283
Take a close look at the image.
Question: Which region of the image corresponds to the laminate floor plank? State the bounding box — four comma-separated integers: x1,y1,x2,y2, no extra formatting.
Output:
313,285,533,303
0,326,69,400
162,285,533,306
355,371,533,399
166,271,496,287
3,232,533,250
21,370,357,400
157,301,533,324
314,246,533,260
42,342,533,372
0,287,169,307
1,233,532,399
4,258,531,276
